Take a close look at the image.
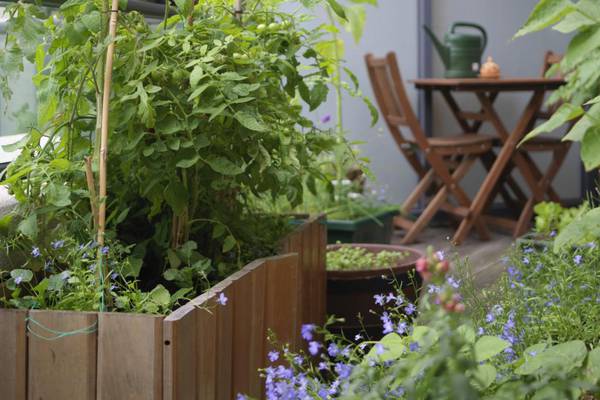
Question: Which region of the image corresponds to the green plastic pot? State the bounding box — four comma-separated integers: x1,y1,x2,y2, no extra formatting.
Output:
326,209,398,244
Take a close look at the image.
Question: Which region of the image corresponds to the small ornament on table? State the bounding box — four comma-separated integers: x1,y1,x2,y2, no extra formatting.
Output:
479,56,500,79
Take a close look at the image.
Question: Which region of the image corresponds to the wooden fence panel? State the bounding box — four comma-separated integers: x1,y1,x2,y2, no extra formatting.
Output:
0,309,27,400
97,313,163,400
231,261,266,398
265,254,300,355
27,310,97,400
212,280,234,400
194,292,217,400
163,302,197,400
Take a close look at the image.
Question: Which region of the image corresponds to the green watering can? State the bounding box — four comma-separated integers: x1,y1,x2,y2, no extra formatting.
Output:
423,22,487,78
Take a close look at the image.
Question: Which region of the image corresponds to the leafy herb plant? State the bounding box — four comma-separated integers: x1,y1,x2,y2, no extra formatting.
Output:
327,244,408,271
0,0,350,312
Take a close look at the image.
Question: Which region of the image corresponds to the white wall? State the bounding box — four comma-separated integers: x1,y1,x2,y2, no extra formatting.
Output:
430,0,580,201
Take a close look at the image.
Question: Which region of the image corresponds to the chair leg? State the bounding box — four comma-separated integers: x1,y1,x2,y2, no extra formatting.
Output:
513,145,570,237
400,156,483,244
401,169,436,215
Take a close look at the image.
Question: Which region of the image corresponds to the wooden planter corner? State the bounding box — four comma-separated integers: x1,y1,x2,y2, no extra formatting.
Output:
0,215,326,400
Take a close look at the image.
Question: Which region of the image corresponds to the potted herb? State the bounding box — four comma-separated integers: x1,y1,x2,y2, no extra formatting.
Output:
326,243,423,337
517,201,589,249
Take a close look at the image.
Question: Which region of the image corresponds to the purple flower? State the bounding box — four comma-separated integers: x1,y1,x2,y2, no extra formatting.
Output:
374,294,385,306
375,343,385,355
301,324,315,341
409,341,420,352
485,313,495,324
31,247,41,258
320,114,331,124
447,276,460,289
101,246,110,255
318,361,328,371
236,394,247,400
523,247,534,254
574,255,582,265
216,292,228,306
354,333,363,341
14,276,23,285
308,341,321,356
334,363,353,380
110,272,118,280
435,250,445,260
381,312,394,334
327,343,340,357
477,327,485,335
522,257,530,265
396,321,408,335
51,240,65,249
550,230,557,237
268,351,279,362
427,284,441,294
405,303,417,315
528,351,537,357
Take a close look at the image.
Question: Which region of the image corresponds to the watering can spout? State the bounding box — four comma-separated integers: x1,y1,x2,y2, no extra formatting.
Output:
423,25,449,68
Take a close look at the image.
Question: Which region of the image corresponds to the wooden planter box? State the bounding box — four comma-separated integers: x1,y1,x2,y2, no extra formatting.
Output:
0,216,326,400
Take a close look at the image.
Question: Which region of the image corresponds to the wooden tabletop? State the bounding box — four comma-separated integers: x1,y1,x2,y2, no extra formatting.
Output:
411,77,565,92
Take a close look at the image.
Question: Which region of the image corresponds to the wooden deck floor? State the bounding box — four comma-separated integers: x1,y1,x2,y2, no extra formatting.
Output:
391,227,514,288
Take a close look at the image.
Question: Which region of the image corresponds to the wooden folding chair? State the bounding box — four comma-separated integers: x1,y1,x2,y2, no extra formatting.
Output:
497,51,572,236
365,52,496,244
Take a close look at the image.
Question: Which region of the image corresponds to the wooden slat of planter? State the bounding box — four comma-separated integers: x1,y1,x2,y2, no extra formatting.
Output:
195,292,217,400
28,310,97,400
0,309,27,400
97,312,163,400
231,260,266,398
163,301,197,400
265,254,300,353
314,216,327,326
213,282,234,400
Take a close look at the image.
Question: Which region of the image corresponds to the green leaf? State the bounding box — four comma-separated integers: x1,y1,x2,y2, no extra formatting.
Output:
326,0,347,20
18,213,38,239
514,0,575,38
563,25,600,69
120,257,143,278
204,155,244,175
164,179,188,215
554,207,600,250
471,364,496,390
10,269,33,283
188,83,211,101
2,134,30,152
520,103,583,143
222,235,236,253
150,284,171,307
553,9,596,33
176,155,200,169
212,224,226,239
457,325,476,344
46,183,72,207
515,340,587,375
234,111,268,132
585,347,600,382
343,5,366,43
167,249,181,269
581,127,600,170
474,336,510,362
364,333,406,363
48,159,71,171
189,65,204,88
81,10,102,32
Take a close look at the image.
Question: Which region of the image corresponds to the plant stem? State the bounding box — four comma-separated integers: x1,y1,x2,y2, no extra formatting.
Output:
326,7,345,196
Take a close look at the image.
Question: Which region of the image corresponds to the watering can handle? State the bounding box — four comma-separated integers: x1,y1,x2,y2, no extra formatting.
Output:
451,22,487,52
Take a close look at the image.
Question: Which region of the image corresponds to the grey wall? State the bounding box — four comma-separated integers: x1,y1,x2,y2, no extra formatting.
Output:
429,0,579,201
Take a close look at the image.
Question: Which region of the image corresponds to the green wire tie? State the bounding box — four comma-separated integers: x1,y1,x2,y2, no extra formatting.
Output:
26,316,98,341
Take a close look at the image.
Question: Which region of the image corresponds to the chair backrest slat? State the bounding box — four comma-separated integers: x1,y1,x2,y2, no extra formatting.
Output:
365,52,429,149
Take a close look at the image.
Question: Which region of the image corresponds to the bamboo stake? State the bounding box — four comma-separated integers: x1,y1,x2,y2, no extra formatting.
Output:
98,0,119,245
84,156,99,229
234,0,243,20
97,0,120,306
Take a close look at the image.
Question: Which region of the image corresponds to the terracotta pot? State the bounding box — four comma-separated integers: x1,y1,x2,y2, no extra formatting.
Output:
326,243,423,339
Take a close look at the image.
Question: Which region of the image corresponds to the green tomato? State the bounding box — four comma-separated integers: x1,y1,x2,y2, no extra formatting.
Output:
268,22,279,31
257,23,266,32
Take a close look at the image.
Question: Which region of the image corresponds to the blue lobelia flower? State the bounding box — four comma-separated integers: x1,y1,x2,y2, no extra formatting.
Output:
216,292,228,306
308,341,321,356
301,324,315,341
31,247,41,258
268,351,279,363
405,303,417,315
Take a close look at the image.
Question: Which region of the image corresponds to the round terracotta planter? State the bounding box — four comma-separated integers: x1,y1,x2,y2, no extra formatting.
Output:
326,243,423,338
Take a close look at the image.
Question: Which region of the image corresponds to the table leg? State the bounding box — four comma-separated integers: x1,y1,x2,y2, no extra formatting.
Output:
453,90,546,244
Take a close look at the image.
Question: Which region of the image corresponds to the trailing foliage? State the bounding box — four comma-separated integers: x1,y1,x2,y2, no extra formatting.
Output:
243,249,600,399
0,0,356,311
